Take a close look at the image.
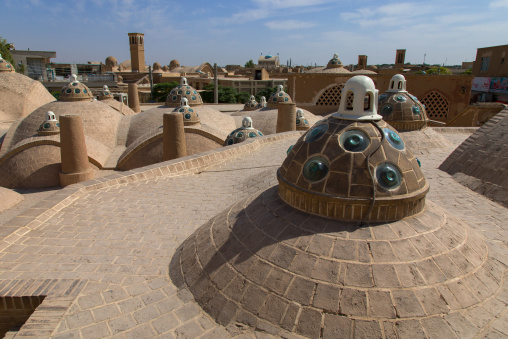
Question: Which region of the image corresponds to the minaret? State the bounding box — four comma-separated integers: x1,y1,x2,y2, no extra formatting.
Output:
128,33,145,72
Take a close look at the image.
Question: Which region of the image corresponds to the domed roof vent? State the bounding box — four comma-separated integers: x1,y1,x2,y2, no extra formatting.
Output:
224,117,263,146
326,53,343,68
97,85,113,100
278,75,428,222
257,96,267,108
60,74,93,102
165,77,203,107
378,74,428,131
0,54,15,73
172,97,200,126
334,75,382,121
243,95,258,111
296,109,310,130
37,111,60,136
267,85,292,109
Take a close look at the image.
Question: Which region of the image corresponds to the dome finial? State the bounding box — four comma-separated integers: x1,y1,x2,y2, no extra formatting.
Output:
387,74,407,93
180,77,188,85
45,111,57,121
277,85,283,92
181,97,189,107
70,74,78,83
103,85,109,91
333,75,382,121
242,117,254,129
333,53,339,59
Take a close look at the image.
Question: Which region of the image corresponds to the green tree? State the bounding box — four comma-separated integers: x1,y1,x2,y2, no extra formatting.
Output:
235,91,251,104
426,66,451,75
153,81,179,102
201,84,250,104
463,69,472,75
244,59,255,68
51,91,60,100
0,36,15,66
255,87,278,102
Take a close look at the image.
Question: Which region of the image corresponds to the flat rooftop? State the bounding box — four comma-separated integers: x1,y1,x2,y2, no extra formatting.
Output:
0,129,507,338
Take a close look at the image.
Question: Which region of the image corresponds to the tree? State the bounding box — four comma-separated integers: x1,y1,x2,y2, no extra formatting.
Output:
0,36,15,65
235,91,251,104
255,87,278,102
200,84,251,104
153,81,179,102
426,66,452,75
51,91,60,100
244,59,255,68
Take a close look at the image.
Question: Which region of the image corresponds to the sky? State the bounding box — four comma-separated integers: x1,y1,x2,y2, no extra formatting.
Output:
1,0,507,67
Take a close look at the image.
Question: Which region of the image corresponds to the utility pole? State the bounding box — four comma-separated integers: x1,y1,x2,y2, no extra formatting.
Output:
214,63,218,104
148,65,154,101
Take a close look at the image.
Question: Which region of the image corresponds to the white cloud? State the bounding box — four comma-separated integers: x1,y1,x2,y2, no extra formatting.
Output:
489,0,508,8
340,2,437,28
264,20,315,30
253,0,333,9
211,0,333,25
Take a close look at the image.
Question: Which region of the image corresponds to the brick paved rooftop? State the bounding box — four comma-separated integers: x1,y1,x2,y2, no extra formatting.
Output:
0,128,508,338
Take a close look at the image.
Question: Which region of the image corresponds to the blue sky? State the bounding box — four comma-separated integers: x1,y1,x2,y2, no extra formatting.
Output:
2,0,507,67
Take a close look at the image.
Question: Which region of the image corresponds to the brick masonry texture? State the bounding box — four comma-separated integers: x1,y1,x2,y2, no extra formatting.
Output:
440,108,508,207
0,128,507,338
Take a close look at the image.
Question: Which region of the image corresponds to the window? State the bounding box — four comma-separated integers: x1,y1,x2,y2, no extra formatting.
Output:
481,57,490,72
364,93,371,110
346,91,354,110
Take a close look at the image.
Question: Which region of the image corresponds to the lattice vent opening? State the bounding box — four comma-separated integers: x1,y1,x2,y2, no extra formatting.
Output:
316,84,344,106
421,91,449,120
316,84,355,109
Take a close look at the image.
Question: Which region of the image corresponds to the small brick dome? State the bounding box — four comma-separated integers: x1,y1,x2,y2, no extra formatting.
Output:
60,75,93,102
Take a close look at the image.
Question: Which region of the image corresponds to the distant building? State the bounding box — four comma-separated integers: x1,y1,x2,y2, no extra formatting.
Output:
472,44,508,77
471,44,508,103
462,61,473,69
257,54,279,70
10,50,56,80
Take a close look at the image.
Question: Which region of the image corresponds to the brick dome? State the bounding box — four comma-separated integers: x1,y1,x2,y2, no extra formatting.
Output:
267,85,292,109
279,76,427,222
224,117,264,146
165,77,203,107
378,74,428,131
97,85,113,100
60,75,93,102
172,97,200,126
0,54,15,73
243,96,258,111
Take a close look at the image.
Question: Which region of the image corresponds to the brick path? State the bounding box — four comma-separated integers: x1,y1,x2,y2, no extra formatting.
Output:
0,130,507,338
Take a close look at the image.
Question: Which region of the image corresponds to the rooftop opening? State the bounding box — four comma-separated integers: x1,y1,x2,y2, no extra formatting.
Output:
0,296,46,338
